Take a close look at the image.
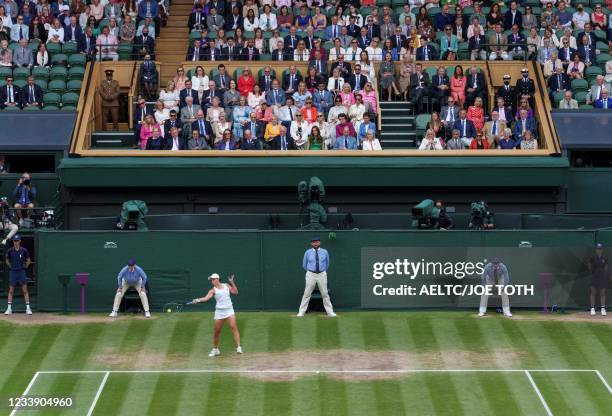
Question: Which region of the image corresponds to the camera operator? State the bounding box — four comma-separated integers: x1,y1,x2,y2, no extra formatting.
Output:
0,196,18,245
469,201,494,230
435,200,453,230
12,173,36,225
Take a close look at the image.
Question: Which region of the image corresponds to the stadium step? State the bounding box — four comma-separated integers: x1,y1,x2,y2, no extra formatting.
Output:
91,132,134,148
380,131,417,149
379,102,417,149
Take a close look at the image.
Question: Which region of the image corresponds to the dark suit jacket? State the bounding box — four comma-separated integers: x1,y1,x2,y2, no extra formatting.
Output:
163,136,186,150
415,45,438,60
494,106,514,123
503,10,522,30
186,46,205,61
202,47,223,61
239,47,260,61
547,73,571,92
348,74,368,91
468,34,486,51
409,72,430,91
221,45,240,60
271,49,290,61
558,47,576,62
302,36,318,50
140,61,158,84
452,118,477,138
330,61,352,81
465,73,486,95
283,35,301,50
20,84,43,107
133,106,154,126
356,35,371,49
191,118,213,137
79,34,96,54
133,35,155,55
577,44,596,64
64,25,83,43
163,118,183,138
270,134,296,150
245,120,265,140
241,138,263,150
431,74,450,91
188,12,206,30
282,73,303,91
577,31,598,46
215,139,238,150
363,24,380,40
179,88,200,107
308,59,328,77
390,34,407,49
496,85,516,107
0,85,22,108
515,78,535,97
224,14,243,31
213,74,231,90
258,74,276,91
201,89,223,108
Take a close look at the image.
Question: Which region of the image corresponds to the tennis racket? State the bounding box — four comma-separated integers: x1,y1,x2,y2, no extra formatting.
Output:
163,301,194,313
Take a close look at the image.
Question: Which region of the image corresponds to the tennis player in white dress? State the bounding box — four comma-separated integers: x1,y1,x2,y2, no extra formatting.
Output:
192,273,242,357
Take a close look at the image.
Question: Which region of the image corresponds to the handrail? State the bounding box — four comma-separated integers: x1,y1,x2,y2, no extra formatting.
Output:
128,61,139,130
531,61,562,155
69,61,94,155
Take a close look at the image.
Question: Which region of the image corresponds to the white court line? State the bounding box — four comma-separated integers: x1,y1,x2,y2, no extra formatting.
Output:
9,371,40,416
595,370,612,395
36,369,597,375
525,370,554,416
85,371,110,416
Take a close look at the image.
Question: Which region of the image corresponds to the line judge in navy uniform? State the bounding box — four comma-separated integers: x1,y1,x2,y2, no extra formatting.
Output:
297,237,336,317
4,235,32,315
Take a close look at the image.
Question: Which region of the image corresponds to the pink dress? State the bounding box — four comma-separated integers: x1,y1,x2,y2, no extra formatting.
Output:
340,91,355,109
139,123,162,149
451,76,467,106
362,90,378,114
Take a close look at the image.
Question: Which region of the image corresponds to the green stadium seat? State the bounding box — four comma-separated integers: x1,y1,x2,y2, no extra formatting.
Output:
35,79,47,90
46,43,62,55
62,42,78,54
27,42,39,52
47,80,66,93
68,53,86,67
60,105,76,111
415,114,430,132
51,53,68,66
584,65,603,82
13,79,26,89
377,0,392,6
43,93,61,106
571,78,589,92
32,66,50,80
596,53,610,65
50,66,68,80
13,67,30,80
233,68,244,81
595,41,608,53
2,105,21,111
42,105,60,110
424,67,438,79
579,104,594,109
552,91,565,107
0,67,12,79
61,92,79,106
575,91,588,104
118,43,133,61
23,105,41,111
68,66,85,80
66,79,82,93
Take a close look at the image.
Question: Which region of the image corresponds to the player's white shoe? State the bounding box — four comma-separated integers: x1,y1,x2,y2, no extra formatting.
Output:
590,308,596,316
602,308,607,316
208,348,220,357
478,312,485,317
503,310,513,317
26,306,32,315
327,312,337,317
236,346,243,354
4,306,12,315
296,313,304,317
109,311,118,318
144,311,151,318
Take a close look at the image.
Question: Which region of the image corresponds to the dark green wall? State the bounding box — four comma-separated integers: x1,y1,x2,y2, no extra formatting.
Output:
0,174,59,207
35,230,598,312
566,169,612,213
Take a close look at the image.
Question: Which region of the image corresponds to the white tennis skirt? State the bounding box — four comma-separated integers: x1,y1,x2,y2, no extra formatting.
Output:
214,307,235,320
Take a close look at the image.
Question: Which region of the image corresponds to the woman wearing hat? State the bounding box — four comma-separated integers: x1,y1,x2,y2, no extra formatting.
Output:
192,273,242,356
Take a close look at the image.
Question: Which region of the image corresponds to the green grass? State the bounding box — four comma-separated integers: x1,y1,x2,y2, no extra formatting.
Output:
0,312,610,415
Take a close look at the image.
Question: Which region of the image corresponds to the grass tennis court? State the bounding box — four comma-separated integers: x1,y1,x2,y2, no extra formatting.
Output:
1,312,610,415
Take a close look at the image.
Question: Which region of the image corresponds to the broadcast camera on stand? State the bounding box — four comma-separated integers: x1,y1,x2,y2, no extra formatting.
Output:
298,176,327,230
115,200,149,231
411,199,440,229
468,201,495,230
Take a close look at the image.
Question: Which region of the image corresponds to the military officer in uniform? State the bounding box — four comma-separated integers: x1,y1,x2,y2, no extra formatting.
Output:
496,74,515,110
515,67,535,108
99,69,120,131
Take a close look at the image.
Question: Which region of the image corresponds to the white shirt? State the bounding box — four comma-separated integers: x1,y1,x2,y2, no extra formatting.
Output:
259,13,277,30
214,284,233,309
365,46,383,61
328,47,346,62
171,136,180,150
419,138,443,150
362,138,382,151
47,27,65,43
243,17,259,32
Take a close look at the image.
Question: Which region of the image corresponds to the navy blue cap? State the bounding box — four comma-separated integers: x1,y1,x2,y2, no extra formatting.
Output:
127,259,136,266
311,236,321,242
12,234,21,241
596,243,604,248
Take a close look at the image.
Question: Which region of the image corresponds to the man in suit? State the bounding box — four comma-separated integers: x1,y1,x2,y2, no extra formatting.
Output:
465,66,486,106
409,63,429,114
0,77,21,110
391,27,407,50
348,65,368,92
179,80,200,107
221,37,239,61
266,79,286,108
241,129,263,150
483,110,506,146
507,24,526,60
493,96,514,125
271,125,296,150
537,37,557,65
338,26,353,49
330,55,352,82
186,39,205,61
302,26,317,51
577,23,598,48
356,27,371,50
180,96,200,136
515,68,535,106
133,27,155,59
503,1,522,31
278,97,300,128
164,127,186,151
429,66,450,108
12,38,33,68
379,14,396,41
64,15,83,44
209,0,224,16
440,96,459,134
133,98,153,147
586,76,612,104
80,27,97,60
188,4,206,31
452,109,476,148
558,39,576,65
187,129,211,150
577,35,596,67
558,91,578,109
363,16,380,41
308,50,327,78
282,66,302,95
258,66,276,92
496,75,516,110
203,39,222,62
225,5,243,31
313,82,333,115
547,66,570,100
20,76,42,109
240,39,260,61
191,110,213,145
468,29,487,61
594,89,612,109
326,16,342,41
246,111,265,141
488,23,509,60
202,80,223,111
284,27,301,51
415,38,438,61
206,7,224,32
333,126,358,150
163,110,183,139
345,16,360,38
271,40,289,61
435,4,454,31
213,65,231,92
514,109,537,140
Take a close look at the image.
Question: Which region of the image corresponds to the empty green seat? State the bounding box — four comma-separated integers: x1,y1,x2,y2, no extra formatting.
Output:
60,105,76,111
50,66,68,80
62,42,78,55
571,78,589,92
42,105,60,110
23,105,41,111
68,66,85,80
2,105,21,111
46,43,62,55
13,67,30,80
68,53,86,67
32,66,50,80
61,92,79,106
43,92,61,106
47,80,66,93
35,79,48,90
0,67,12,79
51,53,68,66
66,79,82,93
13,79,26,88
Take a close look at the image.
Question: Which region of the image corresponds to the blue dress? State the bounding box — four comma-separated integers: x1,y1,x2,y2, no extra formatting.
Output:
232,106,251,138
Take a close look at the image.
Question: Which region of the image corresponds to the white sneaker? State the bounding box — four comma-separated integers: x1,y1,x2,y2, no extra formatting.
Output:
236,346,243,354
208,348,220,357
1,239,6,246
591,308,596,316
327,312,337,317
478,312,485,317
26,307,32,315
503,311,513,317
602,308,607,316
296,313,304,317
109,311,117,318
4,307,12,315
144,311,151,318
